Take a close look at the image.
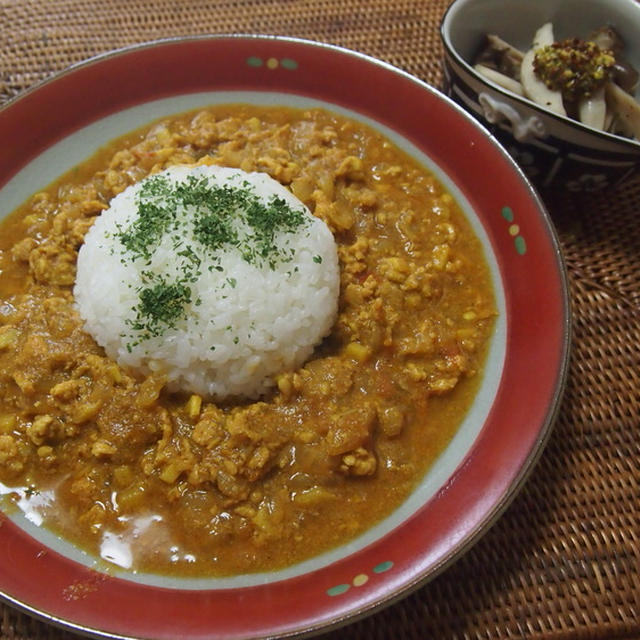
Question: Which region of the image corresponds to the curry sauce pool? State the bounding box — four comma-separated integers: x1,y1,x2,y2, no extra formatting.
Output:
0,104,496,577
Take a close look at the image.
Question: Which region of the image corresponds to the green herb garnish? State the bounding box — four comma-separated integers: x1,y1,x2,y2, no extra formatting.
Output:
118,175,178,261
117,171,314,349
244,196,306,268
127,276,192,342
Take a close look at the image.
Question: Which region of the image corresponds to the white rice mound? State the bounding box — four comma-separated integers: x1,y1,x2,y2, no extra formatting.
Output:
74,164,340,400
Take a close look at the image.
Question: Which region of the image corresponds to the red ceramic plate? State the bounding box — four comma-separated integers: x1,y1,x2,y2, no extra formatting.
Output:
0,36,569,639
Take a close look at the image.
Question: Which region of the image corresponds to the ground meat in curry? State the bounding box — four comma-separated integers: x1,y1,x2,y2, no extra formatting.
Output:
0,105,496,576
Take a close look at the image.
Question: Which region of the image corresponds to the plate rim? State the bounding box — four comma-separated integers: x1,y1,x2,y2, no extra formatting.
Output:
0,33,571,640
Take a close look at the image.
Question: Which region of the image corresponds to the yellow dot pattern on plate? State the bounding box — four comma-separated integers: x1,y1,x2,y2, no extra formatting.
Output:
246,56,298,71
501,206,527,255
326,561,394,596
352,574,368,587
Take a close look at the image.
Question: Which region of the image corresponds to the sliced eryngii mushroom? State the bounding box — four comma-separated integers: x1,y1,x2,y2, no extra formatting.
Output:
477,34,525,79
578,85,607,130
486,34,525,60
612,59,640,95
474,64,525,96
604,107,616,133
605,81,640,139
520,22,567,116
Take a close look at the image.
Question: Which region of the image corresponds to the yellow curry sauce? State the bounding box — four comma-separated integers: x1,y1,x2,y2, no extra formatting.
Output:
0,105,495,576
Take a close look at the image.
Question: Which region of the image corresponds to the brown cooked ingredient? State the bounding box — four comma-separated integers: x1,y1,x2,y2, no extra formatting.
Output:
0,105,496,577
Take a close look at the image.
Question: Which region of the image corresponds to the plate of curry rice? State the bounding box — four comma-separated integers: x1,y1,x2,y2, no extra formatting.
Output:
0,36,569,639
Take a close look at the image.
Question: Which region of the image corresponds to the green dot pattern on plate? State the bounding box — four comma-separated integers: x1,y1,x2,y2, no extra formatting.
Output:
373,561,394,573
501,206,514,222
326,561,394,596
501,206,526,255
327,583,350,596
246,56,298,70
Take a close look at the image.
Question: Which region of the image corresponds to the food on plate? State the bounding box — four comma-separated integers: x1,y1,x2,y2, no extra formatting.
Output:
75,164,339,400
474,24,640,138
0,104,496,576
520,23,568,117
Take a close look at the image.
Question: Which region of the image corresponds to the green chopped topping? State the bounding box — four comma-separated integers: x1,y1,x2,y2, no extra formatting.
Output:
139,281,191,329
118,175,178,261
194,212,237,252
127,276,192,343
245,196,307,267
116,173,308,267
115,170,315,348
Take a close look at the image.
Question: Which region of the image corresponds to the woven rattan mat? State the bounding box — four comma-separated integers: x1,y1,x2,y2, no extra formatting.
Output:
1,0,639,638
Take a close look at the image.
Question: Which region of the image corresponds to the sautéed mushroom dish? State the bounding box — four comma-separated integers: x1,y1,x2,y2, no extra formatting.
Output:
0,105,496,577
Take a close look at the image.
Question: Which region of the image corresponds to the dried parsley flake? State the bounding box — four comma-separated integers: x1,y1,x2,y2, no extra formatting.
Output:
117,170,313,348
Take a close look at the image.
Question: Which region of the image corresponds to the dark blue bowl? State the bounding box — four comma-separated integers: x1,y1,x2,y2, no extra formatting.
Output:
440,0,640,192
